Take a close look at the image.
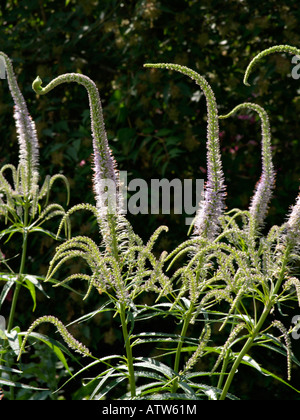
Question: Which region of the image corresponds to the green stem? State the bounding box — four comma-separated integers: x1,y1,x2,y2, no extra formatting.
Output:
120,304,136,398
219,246,291,400
172,306,194,393
5,199,30,400
217,348,230,390
7,200,30,333
219,311,266,400
217,306,236,390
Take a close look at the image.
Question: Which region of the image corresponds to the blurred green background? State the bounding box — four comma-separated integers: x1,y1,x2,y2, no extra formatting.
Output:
1,0,300,399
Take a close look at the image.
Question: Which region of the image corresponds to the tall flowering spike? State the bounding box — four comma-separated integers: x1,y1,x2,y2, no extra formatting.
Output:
32,74,121,251
220,103,275,232
286,194,300,247
144,63,226,239
244,45,300,86
18,315,92,360
242,45,300,243
0,52,39,196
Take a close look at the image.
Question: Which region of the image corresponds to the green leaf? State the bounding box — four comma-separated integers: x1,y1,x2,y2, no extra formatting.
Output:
0,365,22,375
0,274,15,309
0,226,23,242
24,277,37,311
198,384,238,400
260,342,300,367
23,274,50,303
19,332,73,375
66,301,113,325
165,136,181,146
29,226,62,240
54,356,119,394
177,379,198,398
134,369,165,383
0,378,48,391
0,274,50,312
136,392,201,400
129,381,166,398
6,327,21,355
132,331,182,347
241,354,264,374
260,367,300,394
134,357,175,379
91,371,126,400
240,352,300,393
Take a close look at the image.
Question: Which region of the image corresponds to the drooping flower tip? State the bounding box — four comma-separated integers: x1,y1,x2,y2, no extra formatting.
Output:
32,76,43,93
244,45,300,86
18,315,92,361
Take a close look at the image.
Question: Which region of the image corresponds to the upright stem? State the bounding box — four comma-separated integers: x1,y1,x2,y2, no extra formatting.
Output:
219,310,267,400
217,350,230,390
120,303,136,398
172,306,194,393
219,246,291,400
7,200,30,333
217,307,242,390
5,199,29,400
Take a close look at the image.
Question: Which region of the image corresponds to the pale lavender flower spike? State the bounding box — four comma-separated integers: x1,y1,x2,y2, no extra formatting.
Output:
0,52,39,196
242,44,300,245
220,103,275,233
32,74,120,212
286,194,300,246
32,73,121,253
144,63,226,240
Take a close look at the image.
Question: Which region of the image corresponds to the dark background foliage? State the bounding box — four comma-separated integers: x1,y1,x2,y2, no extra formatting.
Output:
1,0,300,399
